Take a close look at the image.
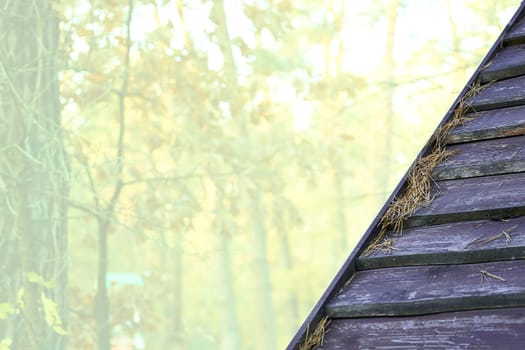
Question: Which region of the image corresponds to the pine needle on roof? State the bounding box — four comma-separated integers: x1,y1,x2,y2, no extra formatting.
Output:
299,316,331,350
380,148,453,233
364,81,485,255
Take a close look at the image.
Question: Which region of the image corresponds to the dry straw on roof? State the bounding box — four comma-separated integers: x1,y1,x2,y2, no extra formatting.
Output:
299,316,331,350
364,82,484,255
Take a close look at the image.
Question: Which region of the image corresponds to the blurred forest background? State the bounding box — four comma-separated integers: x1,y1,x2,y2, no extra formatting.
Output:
0,0,518,349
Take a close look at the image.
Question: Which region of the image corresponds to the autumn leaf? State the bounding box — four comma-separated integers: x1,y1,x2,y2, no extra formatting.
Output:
41,294,68,335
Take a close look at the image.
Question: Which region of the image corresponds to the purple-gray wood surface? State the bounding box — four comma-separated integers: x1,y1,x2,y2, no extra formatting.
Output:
287,3,525,350
505,17,525,45
319,308,525,350
432,135,525,180
466,75,525,112
405,172,525,228
358,216,525,270
446,106,525,144
326,260,525,318
481,44,525,83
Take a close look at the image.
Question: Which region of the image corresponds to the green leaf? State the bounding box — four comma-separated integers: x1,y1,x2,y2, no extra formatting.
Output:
25,272,54,289
0,304,15,320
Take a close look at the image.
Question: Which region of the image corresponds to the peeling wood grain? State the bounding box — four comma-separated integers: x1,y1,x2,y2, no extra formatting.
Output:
446,106,525,144
481,44,525,83
505,18,525,45
432,135,525,180
319,308,525,350
405,172,525,228
465,75,525,112
357,217,525,270
326,260,525,318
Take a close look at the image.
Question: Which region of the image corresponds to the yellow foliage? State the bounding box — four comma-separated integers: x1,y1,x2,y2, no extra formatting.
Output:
0,339,12,350
25,272,54,289
41,294,68,336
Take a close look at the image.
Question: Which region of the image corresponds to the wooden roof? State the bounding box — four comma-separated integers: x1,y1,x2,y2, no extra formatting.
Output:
288,3,525,349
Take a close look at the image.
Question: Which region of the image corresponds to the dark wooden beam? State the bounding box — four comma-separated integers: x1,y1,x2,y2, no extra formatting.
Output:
446,106,525,144
432,135,525,180
321,308,525,350
327,260,525,318
357,216,525,270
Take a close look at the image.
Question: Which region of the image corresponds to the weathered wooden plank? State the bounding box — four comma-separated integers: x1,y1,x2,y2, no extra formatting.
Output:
466,75,525,112
481,44,525,83
326,260,525,318
289,4,525,349
405,172,525,228
357,216,525,270
319,308,525,350
432,135,525,180
505,18,525,45
446,106,525,144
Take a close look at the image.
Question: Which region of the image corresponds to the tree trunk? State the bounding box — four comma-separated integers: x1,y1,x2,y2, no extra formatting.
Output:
213,0,237,84
92,1,133,348
212,1,276,347
213,189,242,349
324,0,348,254
276,224,299,334
446,0,465,76
332,158,348,251
218,232,242,349
171,231,185,350
249,190,277,350
0,2,69,349
175,0,191,50
380,0,401,197
94,219,111,350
